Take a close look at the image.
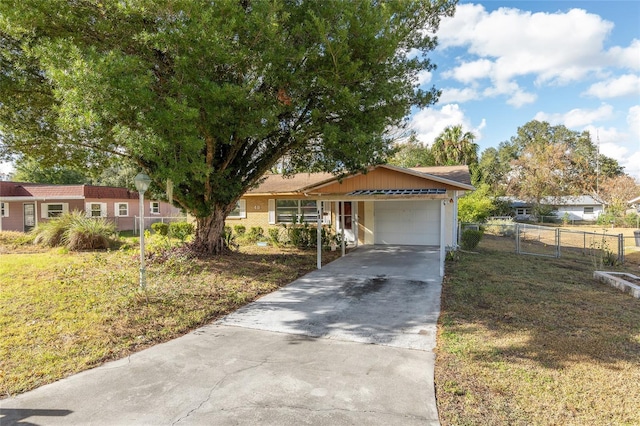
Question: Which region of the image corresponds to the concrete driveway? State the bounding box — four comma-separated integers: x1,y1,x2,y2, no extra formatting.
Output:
1,245,443,426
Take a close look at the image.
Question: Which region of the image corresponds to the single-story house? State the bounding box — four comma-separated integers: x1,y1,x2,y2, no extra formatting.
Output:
226,164,474,275
503,195,604,221
0,181,181,233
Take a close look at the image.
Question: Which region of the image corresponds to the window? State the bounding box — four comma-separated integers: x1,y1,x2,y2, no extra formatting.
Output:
228,199,246,219
150,201,160,214
516,207,531,216
584,206,594,214
42,203,67,218
0,202,7,217
89,203,103,217
276,199,318,223
115,202,129,217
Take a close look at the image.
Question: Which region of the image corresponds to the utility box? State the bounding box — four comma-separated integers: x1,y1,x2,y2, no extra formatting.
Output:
635,230,640,247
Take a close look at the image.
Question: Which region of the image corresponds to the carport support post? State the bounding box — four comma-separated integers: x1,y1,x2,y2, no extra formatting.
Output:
440,200,446,277
317,200,322,269
340,201,346,257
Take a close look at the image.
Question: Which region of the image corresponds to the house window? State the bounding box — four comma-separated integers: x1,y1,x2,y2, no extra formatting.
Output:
150,201,160,215
584,206,594,214
43,203,67,218
228,200,246,219
0,202,7,217
89,203,104,217
115,202,129,217
276,199,318,223
516,207,531,216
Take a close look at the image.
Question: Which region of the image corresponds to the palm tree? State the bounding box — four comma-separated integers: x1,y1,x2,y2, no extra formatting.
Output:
432,125,479,166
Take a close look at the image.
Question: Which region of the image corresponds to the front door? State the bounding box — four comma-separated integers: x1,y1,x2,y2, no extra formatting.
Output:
24,203,36,232
338,201,355,243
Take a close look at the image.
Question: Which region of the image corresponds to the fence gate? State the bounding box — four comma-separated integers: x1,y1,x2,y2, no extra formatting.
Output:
515,223,560,258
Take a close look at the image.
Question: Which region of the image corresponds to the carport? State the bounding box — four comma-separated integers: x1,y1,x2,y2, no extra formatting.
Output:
301,165,475,276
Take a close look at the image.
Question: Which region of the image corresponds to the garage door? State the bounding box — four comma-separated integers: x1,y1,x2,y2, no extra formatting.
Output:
374,200,440,245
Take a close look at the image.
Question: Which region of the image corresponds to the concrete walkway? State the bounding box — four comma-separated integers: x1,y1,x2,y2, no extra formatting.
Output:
1,245,443,426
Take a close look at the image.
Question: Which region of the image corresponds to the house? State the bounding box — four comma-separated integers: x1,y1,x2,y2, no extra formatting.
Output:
0,181,181,233
503,195,604,222
226,164,474,274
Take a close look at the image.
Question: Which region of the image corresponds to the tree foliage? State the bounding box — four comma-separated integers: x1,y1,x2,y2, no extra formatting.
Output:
432,125,478,166
458,184,499,223
0,0,456,254
12,157,89,184
474,120,624,200
388,135,435,168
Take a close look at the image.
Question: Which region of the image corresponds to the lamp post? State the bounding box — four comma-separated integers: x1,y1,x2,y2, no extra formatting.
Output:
134,173,152,290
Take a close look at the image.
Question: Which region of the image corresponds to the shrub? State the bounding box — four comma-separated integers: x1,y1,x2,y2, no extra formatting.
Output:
65,216,115,250
169,221,195,242
32,212,76,247
233,225,246,236
151,222,169,236
460,229,483,250
246,226,264,242
32,211,116,250
268,228,280,245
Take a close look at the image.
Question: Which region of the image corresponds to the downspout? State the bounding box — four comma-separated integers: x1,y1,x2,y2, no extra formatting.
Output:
453,191,459,249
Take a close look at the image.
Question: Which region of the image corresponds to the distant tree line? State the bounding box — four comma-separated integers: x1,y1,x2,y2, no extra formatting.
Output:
389,119,638,223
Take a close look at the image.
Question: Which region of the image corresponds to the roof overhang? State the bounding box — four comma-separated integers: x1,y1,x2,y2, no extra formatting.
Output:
0,196,85,201
300,165,474,193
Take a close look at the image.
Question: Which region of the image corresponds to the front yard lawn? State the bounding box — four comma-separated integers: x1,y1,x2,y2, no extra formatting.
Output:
0,233,340,397
436,235,640,425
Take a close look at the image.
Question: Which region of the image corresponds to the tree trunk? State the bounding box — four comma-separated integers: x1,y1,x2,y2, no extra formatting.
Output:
192,205,228,255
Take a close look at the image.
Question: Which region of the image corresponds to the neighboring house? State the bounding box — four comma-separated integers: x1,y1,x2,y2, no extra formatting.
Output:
226,164,474,251
0,181,181,233
503,195,604,222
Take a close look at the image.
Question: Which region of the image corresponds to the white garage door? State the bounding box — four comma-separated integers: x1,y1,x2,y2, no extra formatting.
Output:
374,200,440,245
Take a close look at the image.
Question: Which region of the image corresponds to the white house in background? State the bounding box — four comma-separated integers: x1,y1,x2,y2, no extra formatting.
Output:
503,195,604,222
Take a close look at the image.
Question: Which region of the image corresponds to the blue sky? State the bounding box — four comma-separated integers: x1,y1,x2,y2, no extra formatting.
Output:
410,0,640,179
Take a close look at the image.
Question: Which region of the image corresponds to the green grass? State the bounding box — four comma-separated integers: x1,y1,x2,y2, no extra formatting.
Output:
436,235,640,425
0,232,340,397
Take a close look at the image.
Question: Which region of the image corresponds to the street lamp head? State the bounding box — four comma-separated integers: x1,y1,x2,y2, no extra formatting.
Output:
134,173,152,194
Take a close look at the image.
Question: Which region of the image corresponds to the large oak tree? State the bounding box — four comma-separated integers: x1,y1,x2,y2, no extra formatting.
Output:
0,0,456,253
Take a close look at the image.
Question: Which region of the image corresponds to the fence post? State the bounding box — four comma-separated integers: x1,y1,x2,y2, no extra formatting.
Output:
619,233,624,264
556,228,561,258
515,223,520,254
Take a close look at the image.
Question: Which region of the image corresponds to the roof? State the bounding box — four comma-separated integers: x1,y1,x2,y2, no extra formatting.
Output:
247,165,473,195
500,195,603,206
0,181,139,200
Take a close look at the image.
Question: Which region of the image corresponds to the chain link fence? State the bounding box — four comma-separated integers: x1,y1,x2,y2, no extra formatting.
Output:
460,221,626,265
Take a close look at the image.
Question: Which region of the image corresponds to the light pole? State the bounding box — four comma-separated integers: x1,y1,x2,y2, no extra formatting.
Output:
134,173,152,290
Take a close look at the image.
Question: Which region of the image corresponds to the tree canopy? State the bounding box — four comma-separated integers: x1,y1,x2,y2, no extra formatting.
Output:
431,124,478,166
0,0,456,253
474,120,624,201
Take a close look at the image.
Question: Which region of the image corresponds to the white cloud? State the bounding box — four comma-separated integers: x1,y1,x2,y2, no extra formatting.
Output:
438,87,480,103
437,5,615,85
442,59,493,84
584,74,640,98
535,104,614,128
415,70,433,86
627,105,640,141
607,39,640,71
409,104,483,145
506,90,537,108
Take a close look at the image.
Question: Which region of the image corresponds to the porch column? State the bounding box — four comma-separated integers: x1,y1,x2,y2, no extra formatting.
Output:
340,201,346,257
317,200,322,269
440,199,446,277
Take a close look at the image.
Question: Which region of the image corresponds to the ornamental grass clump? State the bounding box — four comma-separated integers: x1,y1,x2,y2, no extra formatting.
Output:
32,211,116,250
